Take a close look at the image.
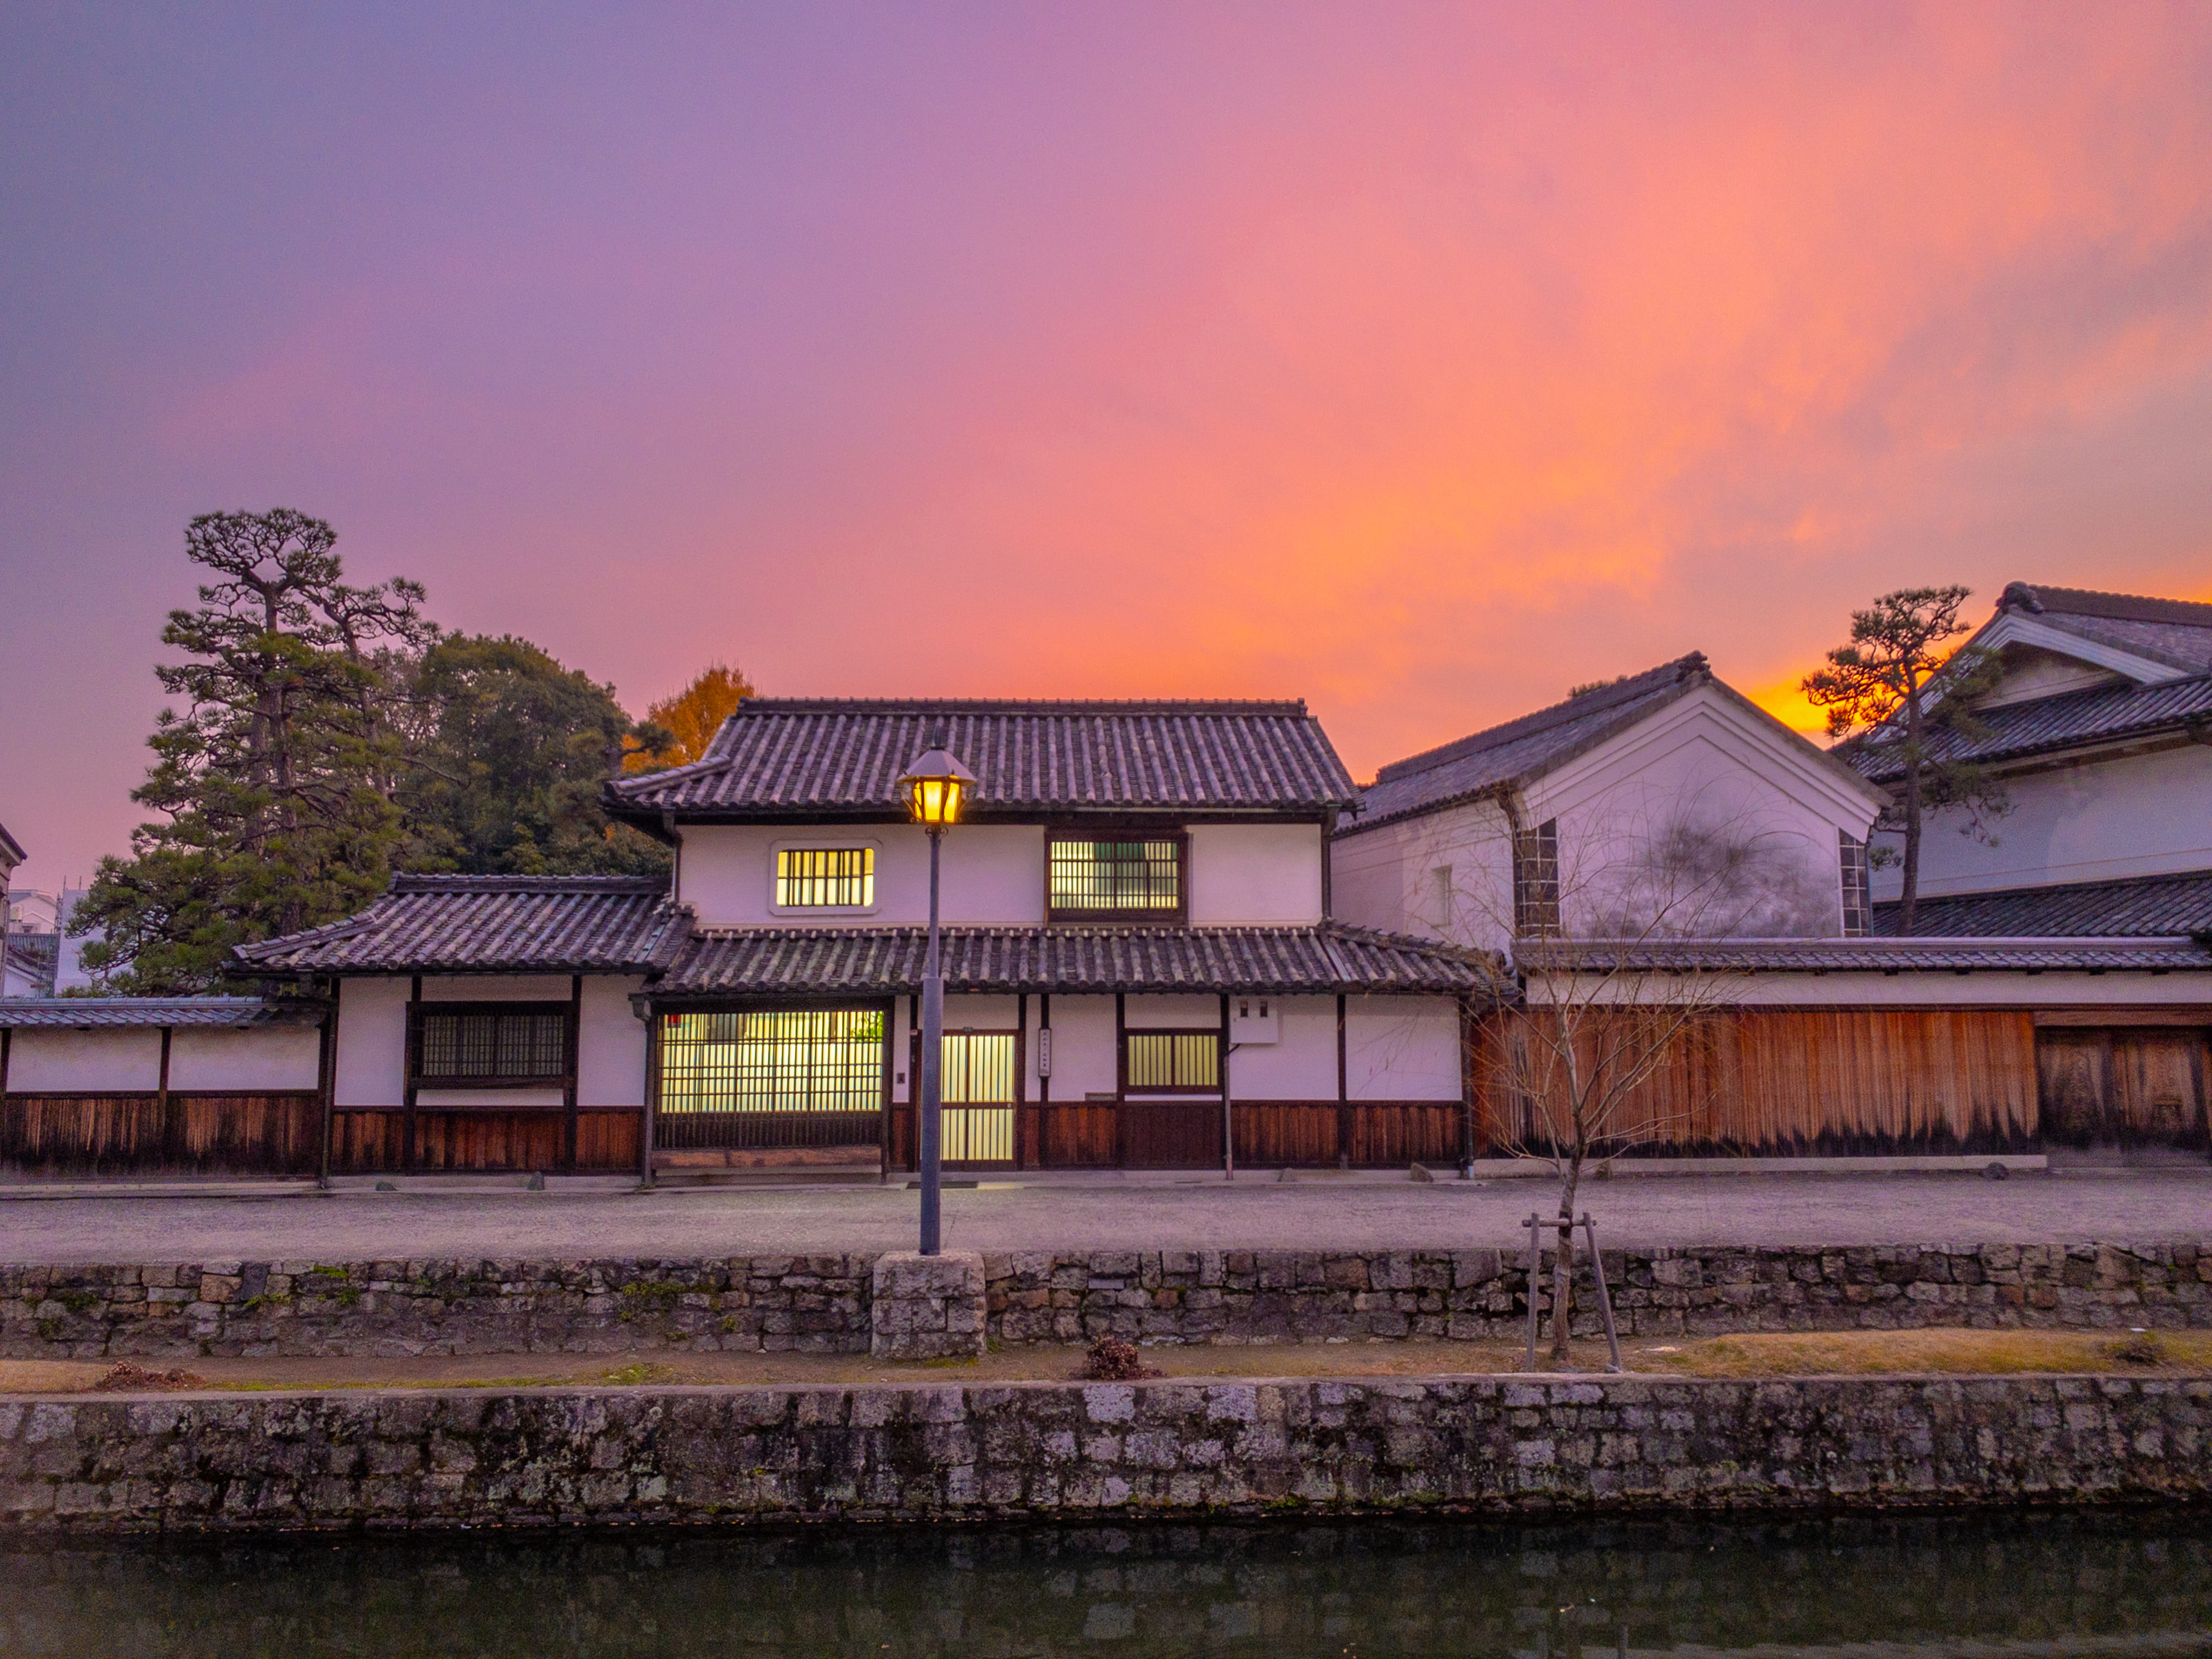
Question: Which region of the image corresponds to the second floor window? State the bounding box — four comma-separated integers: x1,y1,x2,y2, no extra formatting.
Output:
777,847,874,909
1513,819,1561,937
1049,836,1184,921
1838,829,1872,937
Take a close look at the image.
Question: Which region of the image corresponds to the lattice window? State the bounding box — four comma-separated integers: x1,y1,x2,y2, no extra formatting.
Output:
416,1009,569,1083
1838,829,1872,938
1049,838,1183,918
1124,1030,1220,1093
1512,819,1561,937
776,847,874,909
659,1009,884,1114
941,1032,1016,1104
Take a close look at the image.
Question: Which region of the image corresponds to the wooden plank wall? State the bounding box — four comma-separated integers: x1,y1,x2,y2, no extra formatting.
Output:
0,1092,323,1176
1475,1007,2039,1157
330,1109,642,1173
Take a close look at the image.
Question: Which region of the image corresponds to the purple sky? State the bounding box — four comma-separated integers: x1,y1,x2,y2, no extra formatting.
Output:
5,4,2211,895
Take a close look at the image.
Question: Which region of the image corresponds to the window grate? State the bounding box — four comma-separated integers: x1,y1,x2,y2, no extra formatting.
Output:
1513,819,1561,937
1125,1030,1220,1093
417,1011,569,1081
1049,838,1182,916
776,847,874,909
1838,829,1872,938
660,1009,884,1114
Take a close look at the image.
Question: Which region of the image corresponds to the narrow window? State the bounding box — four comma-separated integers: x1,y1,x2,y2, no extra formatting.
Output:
1048,836,1184,921
1124,1030,1221,1093
416,1008,569,1084
1512,819,1561,936
1838,829,1872,938
776,847,874,909
1431,864,1455,935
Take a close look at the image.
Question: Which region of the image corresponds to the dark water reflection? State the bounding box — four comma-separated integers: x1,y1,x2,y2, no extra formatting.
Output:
3,1510,2211,1657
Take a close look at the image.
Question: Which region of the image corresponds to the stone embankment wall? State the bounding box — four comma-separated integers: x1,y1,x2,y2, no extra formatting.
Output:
5,1243,2208,1362
3,1373,2207,1531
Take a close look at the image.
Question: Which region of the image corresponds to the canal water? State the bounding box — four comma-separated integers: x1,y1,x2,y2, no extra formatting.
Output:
2,1510,2209,1656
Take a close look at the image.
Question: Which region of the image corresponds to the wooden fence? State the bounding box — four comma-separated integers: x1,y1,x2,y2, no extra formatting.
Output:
0,1092,323,1176
1474,1007,2040,1157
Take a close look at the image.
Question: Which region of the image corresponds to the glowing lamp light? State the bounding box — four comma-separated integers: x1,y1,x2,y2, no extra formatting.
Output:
899,748,978,828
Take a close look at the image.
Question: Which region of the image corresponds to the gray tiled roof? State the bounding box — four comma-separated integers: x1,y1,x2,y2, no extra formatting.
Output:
1534,936,2212,974
657,924,1501,997
606,699,1357,819
1345,655,1711,834
1876,871,2212,939
234,875,683,974
1997,583,2212,674
0,817,22,868
1847,670,2212,783
0,996,319,1029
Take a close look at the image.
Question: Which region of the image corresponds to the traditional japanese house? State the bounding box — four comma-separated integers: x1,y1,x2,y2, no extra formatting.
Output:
225,698,1496,1177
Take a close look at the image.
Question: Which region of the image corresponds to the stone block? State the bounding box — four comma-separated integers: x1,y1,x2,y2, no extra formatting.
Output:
870,1251,986,1361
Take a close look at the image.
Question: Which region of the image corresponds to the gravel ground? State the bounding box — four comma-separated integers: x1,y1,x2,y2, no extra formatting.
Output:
1,1168,2207,1263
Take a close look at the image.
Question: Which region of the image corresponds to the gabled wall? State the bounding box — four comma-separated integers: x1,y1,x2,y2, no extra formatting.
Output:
1334,682,1883,951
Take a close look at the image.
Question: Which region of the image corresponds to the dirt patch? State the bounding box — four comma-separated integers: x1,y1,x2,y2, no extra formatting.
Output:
92,1362,206,1391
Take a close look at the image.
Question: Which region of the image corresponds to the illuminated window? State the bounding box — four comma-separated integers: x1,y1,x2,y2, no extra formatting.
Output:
1049,837,1183,919
1838,830,1872,938
776,847,874,909
1124,1030,1220,1093
1512,819,1560,937
415,1008,568,1084
659,1009,885,1114
940,1031,1016,1164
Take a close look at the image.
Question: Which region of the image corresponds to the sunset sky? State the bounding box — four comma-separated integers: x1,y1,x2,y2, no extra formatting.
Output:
4,5,2210,893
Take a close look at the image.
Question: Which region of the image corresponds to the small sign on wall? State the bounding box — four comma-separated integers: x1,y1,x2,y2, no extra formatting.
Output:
1036,1028,1052,1077
1229,997,1279,1044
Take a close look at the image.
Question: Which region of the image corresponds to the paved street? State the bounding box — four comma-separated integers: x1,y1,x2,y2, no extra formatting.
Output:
1,1169,2206,1263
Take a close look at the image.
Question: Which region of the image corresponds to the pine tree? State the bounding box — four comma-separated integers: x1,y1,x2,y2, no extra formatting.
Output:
73,510,433,991
1803,586,2009,935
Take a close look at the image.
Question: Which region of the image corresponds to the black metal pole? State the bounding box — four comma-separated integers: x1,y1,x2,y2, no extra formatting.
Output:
918,825,945,1255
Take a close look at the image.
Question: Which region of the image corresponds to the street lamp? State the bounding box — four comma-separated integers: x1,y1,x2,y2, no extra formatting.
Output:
899,744,977,1255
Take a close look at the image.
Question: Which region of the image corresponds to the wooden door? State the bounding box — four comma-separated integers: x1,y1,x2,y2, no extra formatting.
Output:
2112,1031,2210,1150
2036,1030,2112,1147
1119,1098,1223,1168
940,1031,1017,1169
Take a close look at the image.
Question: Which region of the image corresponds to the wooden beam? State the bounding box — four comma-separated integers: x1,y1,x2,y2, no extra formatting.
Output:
403,974,422,1174
317,983,339,1189
563,974,583,1175
1336,992,1350,1167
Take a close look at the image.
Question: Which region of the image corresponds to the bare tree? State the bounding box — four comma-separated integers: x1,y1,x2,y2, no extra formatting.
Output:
1447,794,1803,1365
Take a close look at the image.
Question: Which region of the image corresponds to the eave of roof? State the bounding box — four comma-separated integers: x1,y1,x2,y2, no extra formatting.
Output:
0,817,24,867
606,698,1359,821
233,874,682,975
1341,655,1710,836
0,996,321,1029
652,924,1503,998
1874,871,2212,939
1528,935,2212,974
1847,670,2212,783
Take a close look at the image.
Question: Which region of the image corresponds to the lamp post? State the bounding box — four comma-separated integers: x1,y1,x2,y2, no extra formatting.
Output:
899,744,977,1256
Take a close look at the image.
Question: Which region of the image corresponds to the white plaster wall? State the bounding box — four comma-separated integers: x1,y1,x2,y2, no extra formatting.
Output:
1188,823,1323,925
1223,995,1338,1099
1041,995,1119,1100
419,975,571,1001
1124,994,1223,1030
1870,744,2212,899
416,1088,566,1107
1536,970,2212,1008
335,977,408,1107
579,975,648,1107
679,824,1047,927
1345,996,1462,1101
168,1028,321,1091
5,1029,163,1092
1332,800,1517,953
